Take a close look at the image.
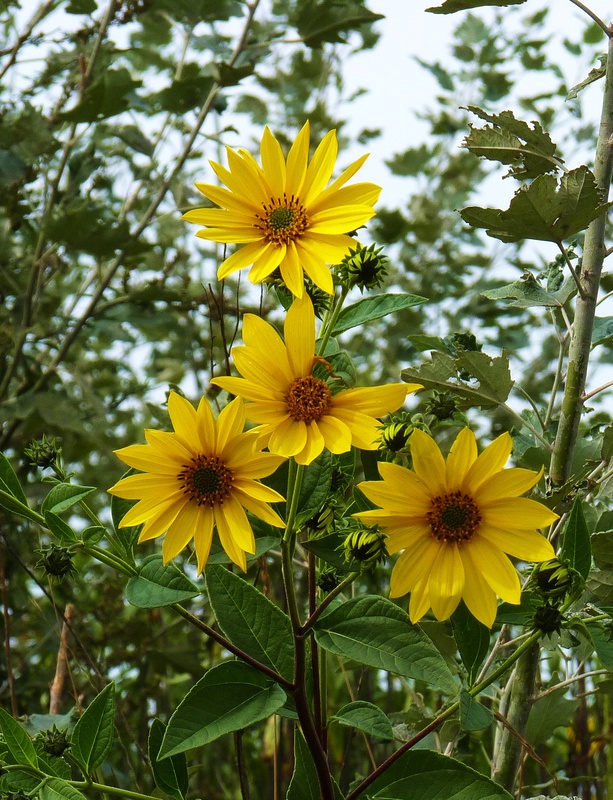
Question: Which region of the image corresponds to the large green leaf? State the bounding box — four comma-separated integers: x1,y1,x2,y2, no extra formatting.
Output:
330,701,394,741
0,707,38,768
294,0,384,48
126,555,200,608
560,497,591,579
451,602,490,685
358,749,512,798
331,293,427,336
525,687,579,746
286,731,319,800
41,483,96,516
159,661,286,759
148,719,189,800
427,0,525,12
39,779,88,800
313,596,457,693
0,452,28,504
205,564,294,681
70,683,116,774
461,166,611,243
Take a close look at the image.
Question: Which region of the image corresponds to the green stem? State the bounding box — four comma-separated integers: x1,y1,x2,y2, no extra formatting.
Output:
346,628,543,800
316,285,348,356
550,28,613,484
299,571,360,634
2,768,160,800
82,544,138,577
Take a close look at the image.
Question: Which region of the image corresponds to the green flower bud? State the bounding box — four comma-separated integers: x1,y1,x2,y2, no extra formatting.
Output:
378,413,413,456
37,725,71,757
424,390,461,422
302,505,336,538
24,435,61,469
317,570,340,593
532,559,573,600
337,243,388,291
342,527,387,569
36,546,77,580
533,602,565,635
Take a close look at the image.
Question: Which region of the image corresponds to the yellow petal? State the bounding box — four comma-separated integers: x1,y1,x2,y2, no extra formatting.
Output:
308,182,381,215
464,432,513,493
194,182,257,214
122,492,183,528
460,546,499,627
478,525,555,562
233,347,291,393
429,543,465,621
377,460,432,502
308,205,376,235
216,397,245,453
162,502,199,563
113,443,179,474
408,576,432,624
193,506,215,573
299,231,355,263
279,241,304,297
295,241,334,294
389,536,439,597
286,121,309,197
234,490,286,528
302,129,338,206
260,126,286,197
242,313,293,378
285,294,316,377
108,472,178,500
475,467,542,503
329,407,380,449
316,414,352,454
332,384,409,416
167,392,199,448
482,497,559,530
269,416,308,457
295,421,325,465
233,478,285,503
445,427,477,490
466,538,521,604
248,242,286,283
217,241,271,279
196,227,262,244
409,429,447,496
196,395,217,451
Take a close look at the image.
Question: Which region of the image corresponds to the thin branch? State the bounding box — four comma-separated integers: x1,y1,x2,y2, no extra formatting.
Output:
0,0,58,81
582,378,613,401
568,0,611,36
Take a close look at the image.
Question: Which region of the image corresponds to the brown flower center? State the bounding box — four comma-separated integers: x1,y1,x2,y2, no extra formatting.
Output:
255,194,309,245
285,375,332,423
427,491,482,544
177,455,233,507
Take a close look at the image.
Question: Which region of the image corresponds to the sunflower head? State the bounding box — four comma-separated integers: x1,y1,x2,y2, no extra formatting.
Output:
182,121,381,298
108,393,286,573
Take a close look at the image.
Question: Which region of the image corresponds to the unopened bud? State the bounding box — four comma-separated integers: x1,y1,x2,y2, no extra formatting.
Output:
342,527,387,569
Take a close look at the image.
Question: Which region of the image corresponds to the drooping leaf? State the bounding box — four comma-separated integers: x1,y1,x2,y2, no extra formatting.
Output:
125,555,200,608
461,167,612,243
560,497,592,580
41,483,96,516
459,690,494,731
481,274,575,309
0,707,38,768
205,564,294,681
330,701,394,741
159,661,286,759
313,595,457,693
451,602,490,685
356,749,512,798
148,719,189,800
70,683,116,774
567,54,607,100
427,0,525,11
332,293,428,335
462,106,560,179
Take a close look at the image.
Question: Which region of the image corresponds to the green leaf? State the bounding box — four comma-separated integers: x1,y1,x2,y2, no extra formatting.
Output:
205,564,294,681
58,68,142,123
44,511,79,544
401,350,513,410
126,555,200,608
459,690,494,731
462,106,560,179
330,701,394,741
287,731,319,800
0,487,45,524
526,687,579,746
159,661,286,759
451,602,490,685
427,0,524,10
41,483,96,516
153,65,215,114
481,274,575,309
461,166,612,243
39,779,88,800
358,749,512,798
560,497,592,579
294,0,384,48
313,595,457,693
81,525,106,544
300,530,348,569
148,719,188,800
70,683,116,774
0,452,28,504
567,54,607,100
296,451,333,527
0,707,38,768
207,535,281,565
110,478,140,563
215,62,254,86
592,531,613,569
0,770,40,794
592,316,613,347
331,293,427,335
66,0,97,12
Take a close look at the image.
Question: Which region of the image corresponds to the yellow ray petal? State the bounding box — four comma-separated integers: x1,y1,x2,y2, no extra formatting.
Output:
216,397,246,453
235,490,286,528
429,543,465,621
408,576,432,624
182,208,256,228
460,546,499,627
279,241,304,297
230,451,287,479
111,444,178,475
445,427,478,490
377,460,432,501
295,421,325,465
144,429,193,462
285,121,309,197
211,375,280,404
356,477,430,516
295,241,334,294
384,522,432,554
194,182,258,214
390,537,439,597
285,294,316,377
196,395,216,451
310,153,370,203
122,492,183,528
302,129,338,205
409,429,447,496
133,495,185,538
260,126,286,197
475,467,542,503
478,524,555,562
308,205,376,234
217,241,271,279
196,227,262,244
300,231,355,263
242,313,292,377
481,497,559,530
248,242,286,283
316,414,352,454
168,392,198,448
108,472,178,500
215,501,251,571
329,407,380,450
464,432,513,493
269,416,308,457
162,503,200,563
308,182,382,215
233,477,285,503
332,384,409,415
467,537,521,604
193,506,215,573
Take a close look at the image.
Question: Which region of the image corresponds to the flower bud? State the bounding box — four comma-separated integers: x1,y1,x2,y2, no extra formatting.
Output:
25,435,61,469
317,570,340,593
37,725,71,757
337,243,388,291
424,390,461,422
36,546,77,580
342,527,387,569
532,558,573,600
533,602,564,635
378,414,413,456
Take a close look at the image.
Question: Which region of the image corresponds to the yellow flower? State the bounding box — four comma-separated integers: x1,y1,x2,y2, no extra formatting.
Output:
211,295,421,465
182,121,381,298
108,393,286,572
355,427,558,627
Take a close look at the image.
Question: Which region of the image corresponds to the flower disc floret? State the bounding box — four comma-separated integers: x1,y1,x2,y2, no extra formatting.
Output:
108,393,286,573
354,427,558,627
211,295,422,465
182,121,382,298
